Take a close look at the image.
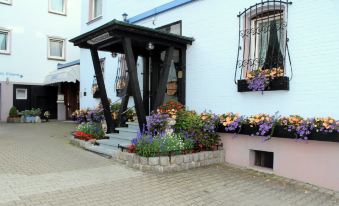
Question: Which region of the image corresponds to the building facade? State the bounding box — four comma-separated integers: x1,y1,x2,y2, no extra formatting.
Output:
76,0,339,191
78,0,339,119
0,0,81,121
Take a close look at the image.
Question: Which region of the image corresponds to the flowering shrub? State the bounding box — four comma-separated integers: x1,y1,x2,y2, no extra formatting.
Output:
219,112,243,132
246,67,284,91
246,114,274,136
72,109,90,123
146,112,171,135
174,110,203,132
133,133,194,157
200,112,219,133
76,122,105,140
73,131,94,141
157,100,184,119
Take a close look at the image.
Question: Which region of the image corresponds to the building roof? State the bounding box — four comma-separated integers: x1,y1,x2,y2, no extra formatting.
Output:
69,20,194,55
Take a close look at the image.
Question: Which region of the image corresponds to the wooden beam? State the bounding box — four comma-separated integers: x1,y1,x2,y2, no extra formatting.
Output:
179,48,186,105
122,38,147,131
143,56,150,116
153,46,175,109
90,48,115,133
150,53,161,111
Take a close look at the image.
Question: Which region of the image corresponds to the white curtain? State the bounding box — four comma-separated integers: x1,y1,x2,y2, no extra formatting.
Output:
94,0,103,18
258,19,283,68
258,21,270,68
51,0,64,12
0,32,7,51
50,40,63,57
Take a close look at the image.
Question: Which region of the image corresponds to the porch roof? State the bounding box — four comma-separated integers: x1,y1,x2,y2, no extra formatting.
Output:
69,20,194,55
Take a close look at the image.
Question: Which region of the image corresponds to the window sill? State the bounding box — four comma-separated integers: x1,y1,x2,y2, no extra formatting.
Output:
87,16,103,25
0,1,12,5
0,51,11,55
48,10,67,16
48,57,66,61
237,76,289,92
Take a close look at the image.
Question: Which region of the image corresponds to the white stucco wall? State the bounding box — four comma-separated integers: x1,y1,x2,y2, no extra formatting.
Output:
79,0,339,118
0,0,81,84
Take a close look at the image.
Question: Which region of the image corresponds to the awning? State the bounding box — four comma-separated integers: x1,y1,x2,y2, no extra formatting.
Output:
44,65,80,85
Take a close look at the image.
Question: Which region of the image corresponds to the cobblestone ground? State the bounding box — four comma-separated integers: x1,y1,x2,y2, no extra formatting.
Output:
0,122,338,206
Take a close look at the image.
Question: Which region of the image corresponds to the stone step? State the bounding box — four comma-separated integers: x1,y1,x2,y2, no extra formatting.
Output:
96,138,131,148
126,122,140,130
83,144,118,158
115,127,138,140
106,133,136,141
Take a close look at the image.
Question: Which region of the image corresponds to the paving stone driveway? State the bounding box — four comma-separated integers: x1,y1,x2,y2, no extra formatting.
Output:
0,122,338,206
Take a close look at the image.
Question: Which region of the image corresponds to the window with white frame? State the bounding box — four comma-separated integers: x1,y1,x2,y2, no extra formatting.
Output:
89,0,102,21
48,37,65,60
0,0,12,5
16,88,27,100
0,29,10,54
49,0,66,15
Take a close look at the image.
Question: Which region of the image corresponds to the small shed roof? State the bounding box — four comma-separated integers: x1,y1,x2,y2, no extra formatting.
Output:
69,20,194,55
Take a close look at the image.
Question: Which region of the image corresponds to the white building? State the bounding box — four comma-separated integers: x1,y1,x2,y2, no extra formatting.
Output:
74,0,339,191
78,0,339,119
0,0,81,121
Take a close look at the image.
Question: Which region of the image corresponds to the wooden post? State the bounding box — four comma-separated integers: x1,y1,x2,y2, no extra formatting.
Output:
150,52,161,111
153,46,175,109
90,48,115,133
122,38,147,131
179,48,186,105
143,56,150,116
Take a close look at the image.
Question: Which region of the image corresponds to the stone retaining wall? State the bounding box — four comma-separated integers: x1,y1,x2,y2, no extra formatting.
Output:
114,150,225,173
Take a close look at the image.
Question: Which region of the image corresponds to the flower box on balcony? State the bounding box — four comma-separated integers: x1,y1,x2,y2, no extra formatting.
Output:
237,76,289,92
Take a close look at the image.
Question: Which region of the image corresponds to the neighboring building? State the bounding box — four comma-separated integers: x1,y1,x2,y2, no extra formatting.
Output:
74,0,339,191
0,0,81,121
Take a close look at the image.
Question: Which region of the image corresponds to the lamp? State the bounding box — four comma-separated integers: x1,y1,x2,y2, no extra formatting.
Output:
122,13,128,22
111,52,117,58
146,42,155,51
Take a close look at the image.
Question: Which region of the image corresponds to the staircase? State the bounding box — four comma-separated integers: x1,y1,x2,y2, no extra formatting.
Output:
84,122,139,157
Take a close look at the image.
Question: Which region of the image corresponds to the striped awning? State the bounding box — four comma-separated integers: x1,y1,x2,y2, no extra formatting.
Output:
44,65,80,85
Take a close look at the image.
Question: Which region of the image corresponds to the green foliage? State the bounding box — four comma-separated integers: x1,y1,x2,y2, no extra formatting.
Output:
110,102,121,112
135,133,195,157
174,110,203,131
21,108,41,117
191,129,220,150
9,106,19,117
77,122,105,139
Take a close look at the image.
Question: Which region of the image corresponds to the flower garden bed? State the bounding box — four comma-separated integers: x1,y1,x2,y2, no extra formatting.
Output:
114,149,224,173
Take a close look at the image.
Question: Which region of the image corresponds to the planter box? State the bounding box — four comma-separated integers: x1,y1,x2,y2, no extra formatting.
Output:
237,76,289,92
218,124,339,143
115,150,225,173
7,117,21,123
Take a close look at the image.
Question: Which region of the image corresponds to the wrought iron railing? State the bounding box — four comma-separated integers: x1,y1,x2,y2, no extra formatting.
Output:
114,55,129,97
234,0,293,84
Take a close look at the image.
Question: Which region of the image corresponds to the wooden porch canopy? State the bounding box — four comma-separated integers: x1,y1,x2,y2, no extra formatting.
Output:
70,20,194,133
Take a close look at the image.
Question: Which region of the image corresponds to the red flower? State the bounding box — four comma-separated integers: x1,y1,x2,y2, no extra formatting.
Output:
74,131,94,141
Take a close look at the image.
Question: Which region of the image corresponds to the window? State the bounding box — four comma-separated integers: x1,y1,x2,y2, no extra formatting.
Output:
157,21,182,35
251,11,285,69
0,29,10,54
0,0,12,5
89,0,102,21
234,1,292,92
49,0,66,15
252,150,274,169
16,88,27,100
48,37,65,60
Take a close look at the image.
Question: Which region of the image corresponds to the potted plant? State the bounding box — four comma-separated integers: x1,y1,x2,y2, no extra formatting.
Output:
7,106,21,123
44,111,50,122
